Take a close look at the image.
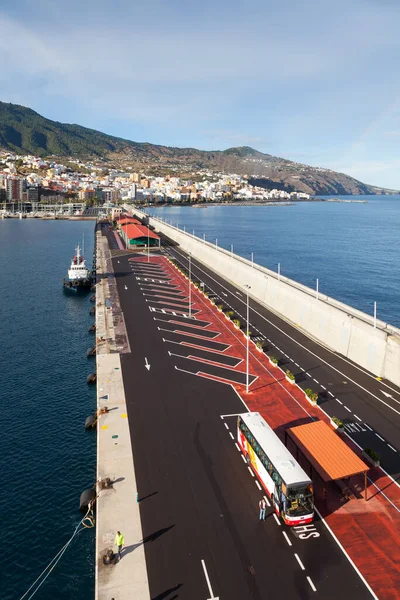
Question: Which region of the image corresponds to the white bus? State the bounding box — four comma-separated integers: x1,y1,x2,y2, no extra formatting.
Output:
238,412,314,526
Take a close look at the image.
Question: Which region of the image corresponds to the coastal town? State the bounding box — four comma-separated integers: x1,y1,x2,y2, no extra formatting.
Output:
0,152,311,216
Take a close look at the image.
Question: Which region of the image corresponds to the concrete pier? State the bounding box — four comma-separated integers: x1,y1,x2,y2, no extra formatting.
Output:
95,229,150,600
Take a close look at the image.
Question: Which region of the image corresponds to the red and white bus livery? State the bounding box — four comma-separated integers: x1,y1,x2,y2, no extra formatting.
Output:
238,412,314,526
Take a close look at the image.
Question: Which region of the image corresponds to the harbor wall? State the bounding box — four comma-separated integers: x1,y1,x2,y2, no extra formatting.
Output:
133,208,400,387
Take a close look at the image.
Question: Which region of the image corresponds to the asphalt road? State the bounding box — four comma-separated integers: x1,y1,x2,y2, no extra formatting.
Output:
161,239,400,484
107,233,374,600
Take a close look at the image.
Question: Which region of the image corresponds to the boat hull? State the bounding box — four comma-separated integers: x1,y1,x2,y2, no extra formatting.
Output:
63,278,92,292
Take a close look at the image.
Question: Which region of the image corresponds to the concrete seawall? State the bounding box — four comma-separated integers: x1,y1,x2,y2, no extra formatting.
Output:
133,207,400,388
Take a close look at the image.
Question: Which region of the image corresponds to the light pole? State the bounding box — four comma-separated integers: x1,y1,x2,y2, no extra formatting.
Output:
316,278,319,300
278,263,280,281
147,221,150,262
189,253,192,318
374,301,377,329
244,284,251,393
216,238,218,248
231,244,233,256
203,233,206,242
251,252,254,267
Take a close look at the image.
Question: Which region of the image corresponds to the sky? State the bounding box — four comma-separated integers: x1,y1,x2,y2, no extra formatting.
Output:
1,0,400,188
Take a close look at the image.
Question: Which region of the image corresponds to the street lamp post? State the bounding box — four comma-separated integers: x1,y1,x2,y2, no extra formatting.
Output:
374,301,377,329
231,244,233,256
244,284,251,393
251,252,254,267
189,253,192,318
147,221,150,263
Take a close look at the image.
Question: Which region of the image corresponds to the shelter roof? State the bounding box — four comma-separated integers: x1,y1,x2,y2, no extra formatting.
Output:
121,223,159,240
287,420,368,482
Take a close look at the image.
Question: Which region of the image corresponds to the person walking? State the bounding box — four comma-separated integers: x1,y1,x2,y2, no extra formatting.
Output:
115,531,125,560
259,498,266,521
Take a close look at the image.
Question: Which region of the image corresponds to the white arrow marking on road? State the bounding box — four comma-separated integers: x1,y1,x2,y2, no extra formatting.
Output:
221,292,228,297
145,357,151,371
117,260,120,263
201,560,219,600
381,390,393,398
124,285,128,290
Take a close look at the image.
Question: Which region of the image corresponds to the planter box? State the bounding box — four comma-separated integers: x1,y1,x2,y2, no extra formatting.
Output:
255,345,264,353
286,376,295,384
305,394,317,406
233,323,240,329
269,359,278,367
362,451,380,468
330,419,344,433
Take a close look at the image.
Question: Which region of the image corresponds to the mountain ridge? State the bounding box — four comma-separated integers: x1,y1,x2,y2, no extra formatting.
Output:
0,101,396,195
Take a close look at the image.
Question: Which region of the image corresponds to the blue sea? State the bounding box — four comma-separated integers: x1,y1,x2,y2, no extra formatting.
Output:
148,195,400,328
0,220,96,600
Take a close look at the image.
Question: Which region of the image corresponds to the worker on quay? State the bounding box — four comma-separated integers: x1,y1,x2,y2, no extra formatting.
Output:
115,531,125,560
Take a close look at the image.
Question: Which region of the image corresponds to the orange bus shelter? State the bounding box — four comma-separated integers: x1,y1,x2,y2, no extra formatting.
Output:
285,420,370,500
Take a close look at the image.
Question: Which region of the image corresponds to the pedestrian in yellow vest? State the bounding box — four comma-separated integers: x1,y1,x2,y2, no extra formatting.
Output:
115,531,125,560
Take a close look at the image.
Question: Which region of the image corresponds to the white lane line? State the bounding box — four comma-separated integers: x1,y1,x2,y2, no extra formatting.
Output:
221,292,228,296
255,480,262,491
307,576,317,592
235,443,241,452
248,466,255,477
224,423,229,430
263,495,271,507
364,423,373,431
229,432,234,440
388,444,397,452
241,454,247,463
344,406,352,412
313,379,319,384
294,554,305,570
321,385,326,390
294,362,299,367
273,513,281,526
328,391,334,397
306,372,311,377
282,531,292,547
201,559,217,600
354,414,362,422
336,398,343,404
375,433,385,442
236,292,242,296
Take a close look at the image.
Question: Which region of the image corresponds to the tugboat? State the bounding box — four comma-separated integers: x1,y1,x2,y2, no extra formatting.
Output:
63,245,92,291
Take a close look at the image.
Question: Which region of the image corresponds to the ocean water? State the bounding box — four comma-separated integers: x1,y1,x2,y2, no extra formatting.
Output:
148,195,400,328
0,220,96,600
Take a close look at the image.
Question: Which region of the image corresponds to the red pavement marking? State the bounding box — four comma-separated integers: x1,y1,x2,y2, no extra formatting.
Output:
155,255,400,599
188,354,243,368
168,319,210,329
172,328,221,340
180,341,231,353
182,354,247,373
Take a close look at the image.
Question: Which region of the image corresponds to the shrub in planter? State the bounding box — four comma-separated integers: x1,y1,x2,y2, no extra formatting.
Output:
233,319,241,328
256,340,264,350
304,388,318,404
269,355,279,365
225,310,234,318
363,448,380,463
331,416,344,429
286,369,295,382
204,291,209,297
216,303,223,310
194,282,200,288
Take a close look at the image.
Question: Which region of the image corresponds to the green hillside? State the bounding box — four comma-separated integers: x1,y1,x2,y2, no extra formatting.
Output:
0,101,132,157
0,101,395,194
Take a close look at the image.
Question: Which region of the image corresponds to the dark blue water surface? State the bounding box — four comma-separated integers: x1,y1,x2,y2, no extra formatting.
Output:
0,220,96,600
149,195,400,328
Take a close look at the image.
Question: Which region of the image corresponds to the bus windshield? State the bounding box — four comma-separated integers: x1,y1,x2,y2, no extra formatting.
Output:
285,485,313,517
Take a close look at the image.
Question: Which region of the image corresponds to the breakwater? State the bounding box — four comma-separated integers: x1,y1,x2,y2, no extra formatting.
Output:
134,207,400,388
